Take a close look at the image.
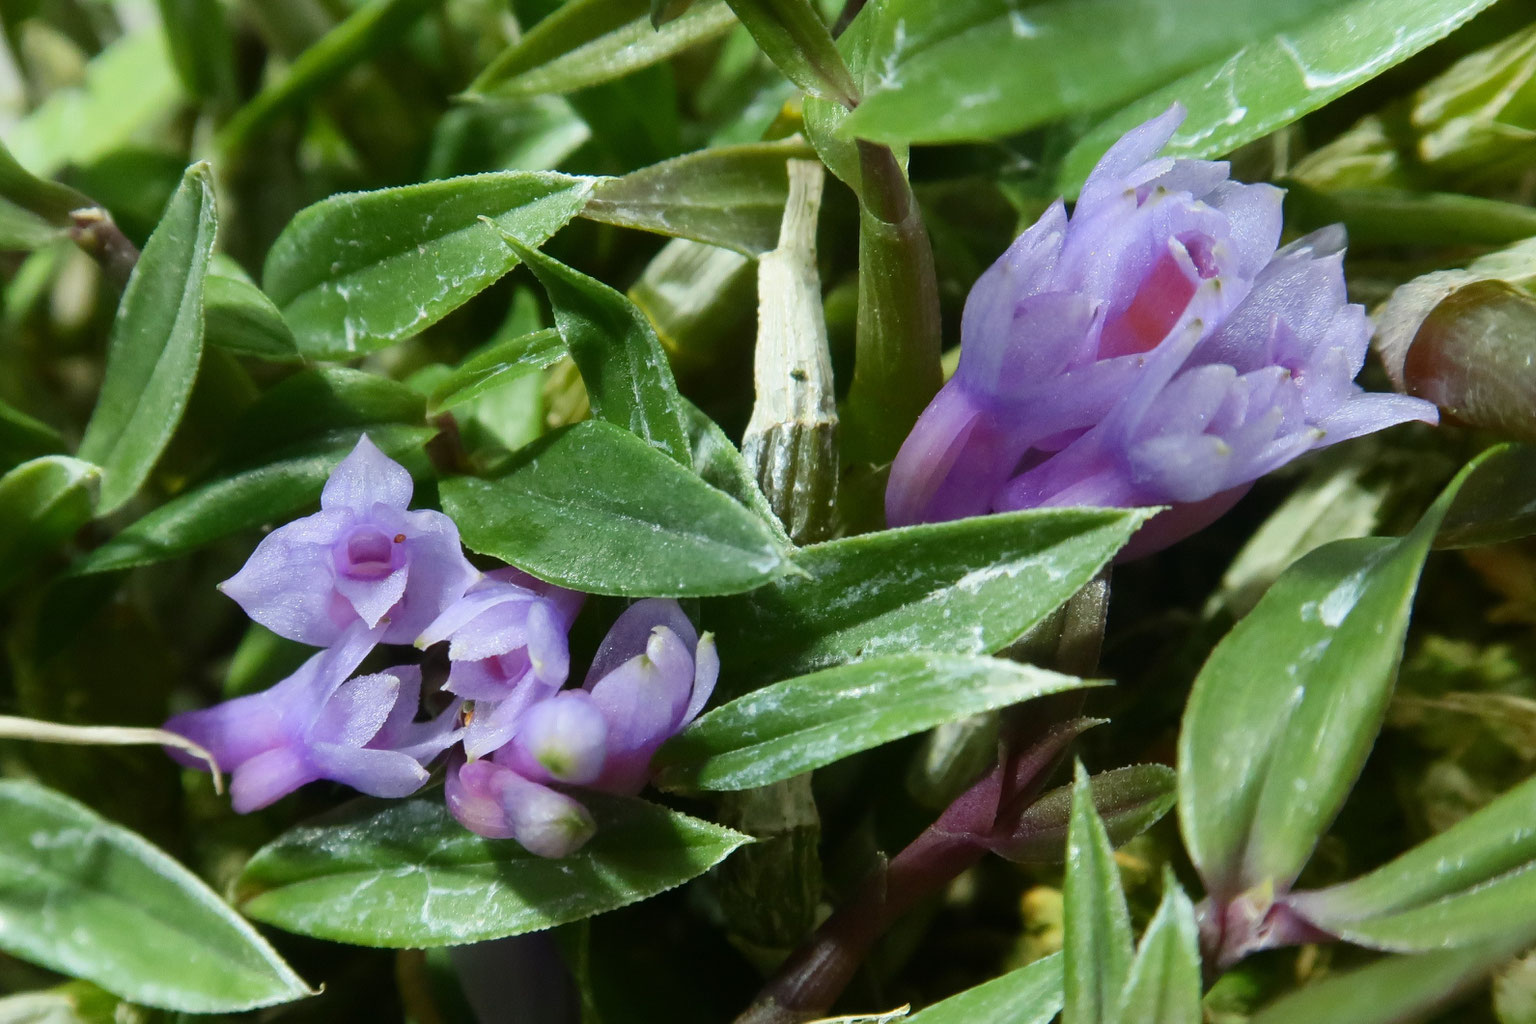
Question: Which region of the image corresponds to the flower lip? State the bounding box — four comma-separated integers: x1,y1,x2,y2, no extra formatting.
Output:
334,524,405,580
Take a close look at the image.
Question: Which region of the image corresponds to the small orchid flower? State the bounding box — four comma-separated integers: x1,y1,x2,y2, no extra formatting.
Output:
164,624,460,812
220,435,480,647
886,104,1438,553
583,599,718,795
415,568,584,759
445,752,596,858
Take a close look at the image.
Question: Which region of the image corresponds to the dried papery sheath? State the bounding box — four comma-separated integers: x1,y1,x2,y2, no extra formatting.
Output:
742,157,838,545
887,105,1438,552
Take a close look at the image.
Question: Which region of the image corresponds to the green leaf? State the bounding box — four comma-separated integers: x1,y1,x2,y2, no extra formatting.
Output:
440,420,793,597
0,457,99,593
262,172,593,360
582,139,815,256
1249,936,1536,1024
0,780,309,1012
654,653,1097,791
1288,771,1536,951
236,793,749,947
204,256,299,361
1112,874,1202,1024
841,0,1335,146
428,328,566,414
1436,444,1536,550
492,232,693,463
3,28,182,178
217,0,438,152
1058,0,1502,193
468,0,737,99
1062,762,1134,1024
1179,449,1500,902
991,765,1177,864
710,507,1151,690
77,163,218,515
73,424,434,575
905,952,1064,1024
0,399,64,473
723,0,859,106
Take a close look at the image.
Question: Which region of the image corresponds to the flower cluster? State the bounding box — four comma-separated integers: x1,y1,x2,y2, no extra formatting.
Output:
886,105,1439,552
165,436,717,857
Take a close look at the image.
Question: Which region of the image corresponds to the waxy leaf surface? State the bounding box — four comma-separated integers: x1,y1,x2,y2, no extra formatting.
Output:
1058,0,1502,194
1179,449,1501,902
0,781,309,1012
78,163,217,514
583,139,815,256
468,0,736,98
237,794,749,947
441,420,793,597
711,507,1150,689
841,0,1335,145
429,328,566,414
904,952,1063,1024
0,456,98,593
263,172,593,359
497,236,694,463
1062,764,1133,1024
654,654,1096,791
1113,878,1202,1024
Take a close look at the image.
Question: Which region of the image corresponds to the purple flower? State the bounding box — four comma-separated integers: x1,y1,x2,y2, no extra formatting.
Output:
220,435,480,646
446,753,597,858
886,105,1438,551
416,568,584,759
582,599,718,795
164,624,461,812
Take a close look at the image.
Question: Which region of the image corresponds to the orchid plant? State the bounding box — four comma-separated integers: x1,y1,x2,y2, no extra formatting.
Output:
3,1,1536,1023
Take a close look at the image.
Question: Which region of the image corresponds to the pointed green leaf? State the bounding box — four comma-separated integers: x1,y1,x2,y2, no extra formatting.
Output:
77,163,217,514
583,139,815,256
1058,0,1502,194
468,0,737,99
236,793,749,947
654,654,1098,791
1113,874,1202,1024
905,952,1064,1024
841,0,1335,145
440,420,792,597
493,233,693,463
262,172,593,360
204,257,299,361
429,328,567,414
1179,448,1507,903
1249,934,1536,1024
0,456,99,593
711,507,1152,689
1062,762,1134,1024
1291,771,1536,941
0,780,310,1012
991,765,1177,864
723,0,859,106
